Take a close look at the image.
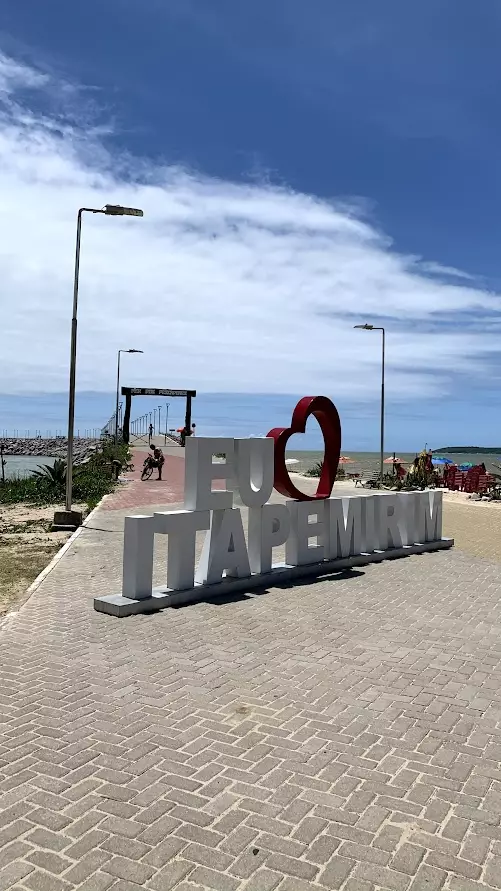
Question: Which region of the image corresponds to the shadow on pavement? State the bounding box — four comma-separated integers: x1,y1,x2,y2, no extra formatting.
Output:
170,567,365,610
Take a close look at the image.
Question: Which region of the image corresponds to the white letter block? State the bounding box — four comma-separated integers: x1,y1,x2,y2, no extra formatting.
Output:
361,495,378,553
286,500,325,566
325,497,362,559
154,510,210,590
195,508,251,585
414,490,442,543
122,515,155,600
374,494,403,550
395,492,417,546
184,437,234,511
230,437,274,507
248,503,291,574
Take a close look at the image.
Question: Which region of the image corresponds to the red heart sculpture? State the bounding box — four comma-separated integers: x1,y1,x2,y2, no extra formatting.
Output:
267,396,341,501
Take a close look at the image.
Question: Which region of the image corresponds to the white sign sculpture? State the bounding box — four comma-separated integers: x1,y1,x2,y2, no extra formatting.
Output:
94,434,453,617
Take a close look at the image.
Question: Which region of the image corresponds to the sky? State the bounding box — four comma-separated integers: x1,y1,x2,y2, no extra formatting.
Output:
1,1,501,449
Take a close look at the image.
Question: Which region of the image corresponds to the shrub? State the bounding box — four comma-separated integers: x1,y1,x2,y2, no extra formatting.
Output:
304,460,323,477
0,443,132,509
304,461,345,480
0,475,54,505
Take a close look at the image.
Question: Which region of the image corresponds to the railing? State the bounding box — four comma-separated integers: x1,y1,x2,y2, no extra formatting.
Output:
129,414,158,438
101,403,122,438
129,414,181,444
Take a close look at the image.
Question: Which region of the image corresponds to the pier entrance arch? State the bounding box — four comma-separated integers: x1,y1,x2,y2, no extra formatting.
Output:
121,387,196,444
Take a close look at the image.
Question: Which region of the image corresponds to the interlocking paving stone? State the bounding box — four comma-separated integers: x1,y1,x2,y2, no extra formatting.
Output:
1,474,501,890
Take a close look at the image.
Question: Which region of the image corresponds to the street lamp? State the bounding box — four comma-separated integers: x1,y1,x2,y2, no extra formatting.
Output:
354,323,385,488
64,204,143,522
115,349,143,444
164,402,170,445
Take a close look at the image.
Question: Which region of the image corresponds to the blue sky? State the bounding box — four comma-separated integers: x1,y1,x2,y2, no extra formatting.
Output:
1,0,501,449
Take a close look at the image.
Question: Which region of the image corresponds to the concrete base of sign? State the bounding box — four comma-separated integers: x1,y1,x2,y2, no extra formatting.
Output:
94,536,454,618
52,509,82,532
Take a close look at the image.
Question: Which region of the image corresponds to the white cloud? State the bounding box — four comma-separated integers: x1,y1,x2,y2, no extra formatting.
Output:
0,54,48,94
0,50,500,405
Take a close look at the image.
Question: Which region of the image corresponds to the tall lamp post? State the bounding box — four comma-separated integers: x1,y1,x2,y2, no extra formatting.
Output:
63,204,143,523
354,323,385,488
164,402,170,445
115,349,143,444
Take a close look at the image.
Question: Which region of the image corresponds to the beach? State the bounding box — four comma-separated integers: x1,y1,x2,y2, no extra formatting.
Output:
287,449,501,475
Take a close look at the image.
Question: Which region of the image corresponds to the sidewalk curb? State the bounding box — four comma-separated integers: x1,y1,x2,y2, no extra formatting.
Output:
0,500,103,636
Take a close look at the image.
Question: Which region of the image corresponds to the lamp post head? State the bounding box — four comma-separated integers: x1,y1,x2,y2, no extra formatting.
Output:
104,204,144,217
354,323,374,330
127,349,143,353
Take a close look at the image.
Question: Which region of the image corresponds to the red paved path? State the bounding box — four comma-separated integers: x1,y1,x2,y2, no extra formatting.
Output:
102,450,185,510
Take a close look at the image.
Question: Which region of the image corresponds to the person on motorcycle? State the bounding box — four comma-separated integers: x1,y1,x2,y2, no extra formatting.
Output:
149,444,165,480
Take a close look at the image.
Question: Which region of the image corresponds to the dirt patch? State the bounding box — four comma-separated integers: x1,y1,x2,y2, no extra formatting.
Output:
0,536,65,615
0,502,87,615
0,502,87,533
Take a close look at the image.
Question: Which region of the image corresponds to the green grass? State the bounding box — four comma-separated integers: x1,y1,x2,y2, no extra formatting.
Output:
0,442,131,510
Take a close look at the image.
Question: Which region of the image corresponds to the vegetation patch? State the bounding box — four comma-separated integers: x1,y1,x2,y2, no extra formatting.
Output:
0,442,130,510
0,441,131,616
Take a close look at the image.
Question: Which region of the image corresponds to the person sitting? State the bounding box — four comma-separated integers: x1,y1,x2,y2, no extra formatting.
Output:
149,444,165,480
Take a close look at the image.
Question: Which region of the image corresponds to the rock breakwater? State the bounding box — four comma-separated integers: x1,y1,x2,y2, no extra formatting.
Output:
0,437,99,464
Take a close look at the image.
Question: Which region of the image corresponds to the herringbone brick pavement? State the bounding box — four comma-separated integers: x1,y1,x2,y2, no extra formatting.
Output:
1,490,501,890
102,452,185,511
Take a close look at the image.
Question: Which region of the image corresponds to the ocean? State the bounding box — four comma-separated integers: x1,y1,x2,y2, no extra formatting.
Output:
2,456,56,479
1,392,500,476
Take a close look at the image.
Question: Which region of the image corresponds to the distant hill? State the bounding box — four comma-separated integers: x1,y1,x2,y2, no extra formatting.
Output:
432,446,501,455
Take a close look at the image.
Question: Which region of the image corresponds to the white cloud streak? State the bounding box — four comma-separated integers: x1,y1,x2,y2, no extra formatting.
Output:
0,50,500,405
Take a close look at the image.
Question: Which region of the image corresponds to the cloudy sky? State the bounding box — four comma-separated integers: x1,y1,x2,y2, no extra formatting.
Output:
1,1,501,447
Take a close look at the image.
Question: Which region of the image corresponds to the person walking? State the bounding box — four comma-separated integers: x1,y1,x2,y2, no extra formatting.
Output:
148,423,153,444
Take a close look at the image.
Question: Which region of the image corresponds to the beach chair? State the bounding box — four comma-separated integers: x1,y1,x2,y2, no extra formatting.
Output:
449,471,464,491
477,474,489,494
463,470,480,493
443,466,456,488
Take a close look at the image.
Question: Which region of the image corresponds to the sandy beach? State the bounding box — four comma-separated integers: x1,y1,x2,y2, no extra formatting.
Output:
0,501,87,615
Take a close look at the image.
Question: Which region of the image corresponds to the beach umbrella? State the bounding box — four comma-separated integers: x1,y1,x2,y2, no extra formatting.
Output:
339,456,354,464
432,457,453,466
459,462,473,471
384,456,406,464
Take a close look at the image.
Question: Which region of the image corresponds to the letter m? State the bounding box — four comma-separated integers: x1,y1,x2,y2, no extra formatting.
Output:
415,491,442,543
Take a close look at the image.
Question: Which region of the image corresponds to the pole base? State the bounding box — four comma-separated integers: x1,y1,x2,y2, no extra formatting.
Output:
52,509,82,532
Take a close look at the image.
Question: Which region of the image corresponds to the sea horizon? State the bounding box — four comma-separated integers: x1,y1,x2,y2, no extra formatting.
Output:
1,391,500,457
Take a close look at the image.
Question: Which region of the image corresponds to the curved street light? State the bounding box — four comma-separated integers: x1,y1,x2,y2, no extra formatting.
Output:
354,323,385,487
64,204,144,520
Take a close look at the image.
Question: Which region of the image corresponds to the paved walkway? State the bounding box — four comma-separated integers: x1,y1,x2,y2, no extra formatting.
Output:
1,466,501,890
103,450,185,511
